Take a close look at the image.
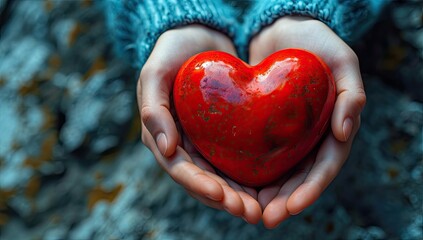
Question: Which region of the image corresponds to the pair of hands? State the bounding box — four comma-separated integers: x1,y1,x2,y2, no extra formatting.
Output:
138,16,366,228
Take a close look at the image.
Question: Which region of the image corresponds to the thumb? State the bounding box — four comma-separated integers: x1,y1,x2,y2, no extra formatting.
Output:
331,59,366,142
138,68,179,157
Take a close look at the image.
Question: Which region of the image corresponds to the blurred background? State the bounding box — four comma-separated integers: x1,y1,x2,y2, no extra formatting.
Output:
0,0,422,239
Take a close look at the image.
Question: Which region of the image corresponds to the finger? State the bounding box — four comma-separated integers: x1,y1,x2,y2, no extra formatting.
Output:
187,188,244,218
286,116,361,215
199,172,245,217
138,66,178,157
141,120,175,161
138,32,217,158
225,177,262,224
240,192,262,224
207,184,244,217
257,175,290,210
218,171,258,200
261,154,315,229
187,190,225,210
331,57,366,142
241,186,258,200
262,198,290,229
165,147,225,201
221,184,244,217
143,129,225,202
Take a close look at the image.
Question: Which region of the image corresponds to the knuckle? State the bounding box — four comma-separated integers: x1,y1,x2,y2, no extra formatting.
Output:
338,47,359,66
355,90,367,111
140,106,155,125
141,60,171,82
326,164,339,180
169,166,186,186
140,128,154,150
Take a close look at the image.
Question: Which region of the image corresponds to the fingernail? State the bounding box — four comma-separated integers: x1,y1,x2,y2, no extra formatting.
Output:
156,133,168,156
342,117,353,142
206,194,220,201
289,209,303,216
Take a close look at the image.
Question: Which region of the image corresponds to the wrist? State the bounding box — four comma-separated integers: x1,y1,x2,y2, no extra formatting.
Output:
251,16,330,50
166,24,233,51
270,16,325,39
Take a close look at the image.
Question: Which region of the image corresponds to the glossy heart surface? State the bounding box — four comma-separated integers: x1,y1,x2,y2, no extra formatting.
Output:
173,49,335,187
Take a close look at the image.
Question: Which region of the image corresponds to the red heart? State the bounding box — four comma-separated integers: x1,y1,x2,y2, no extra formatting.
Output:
173,49,335,187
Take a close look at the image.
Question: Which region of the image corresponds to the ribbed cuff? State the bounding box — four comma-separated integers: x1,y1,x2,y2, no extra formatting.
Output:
105,0,238,67
243,0,388,49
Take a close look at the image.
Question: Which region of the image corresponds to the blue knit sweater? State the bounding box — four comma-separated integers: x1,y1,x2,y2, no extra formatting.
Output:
105,0,388,67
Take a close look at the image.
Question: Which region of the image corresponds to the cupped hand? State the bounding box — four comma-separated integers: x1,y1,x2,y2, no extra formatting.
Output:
249,16,366,228
138,25,261,224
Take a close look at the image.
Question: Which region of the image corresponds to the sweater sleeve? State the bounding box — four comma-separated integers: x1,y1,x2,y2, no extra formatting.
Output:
243,0,389,47
104,0,238,68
